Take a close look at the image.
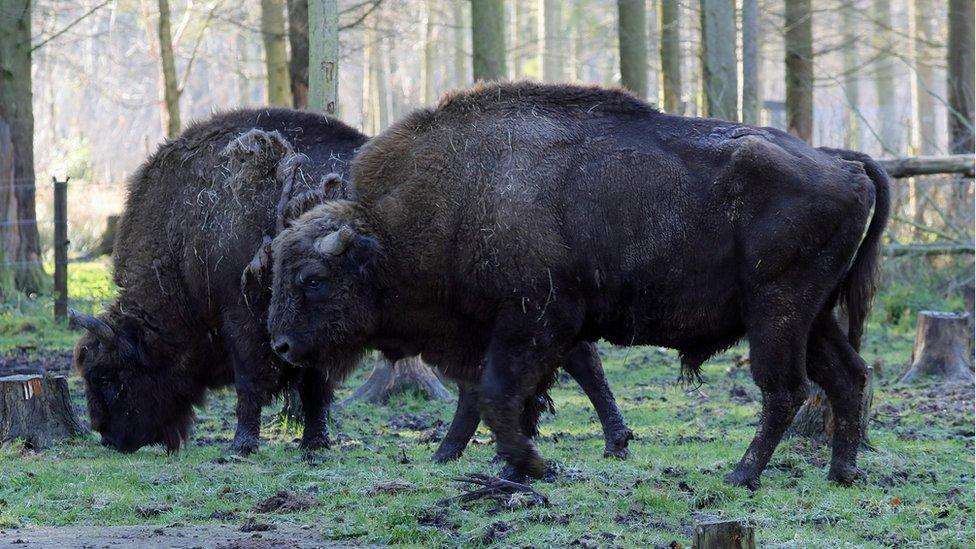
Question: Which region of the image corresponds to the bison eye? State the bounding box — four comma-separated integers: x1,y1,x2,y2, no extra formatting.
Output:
306,278,322,288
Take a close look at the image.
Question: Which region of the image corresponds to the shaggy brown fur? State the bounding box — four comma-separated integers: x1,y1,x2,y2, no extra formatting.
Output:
72,108,366,454
269,82,889,488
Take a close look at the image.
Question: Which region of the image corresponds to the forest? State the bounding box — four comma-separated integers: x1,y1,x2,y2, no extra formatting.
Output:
0,0,973,547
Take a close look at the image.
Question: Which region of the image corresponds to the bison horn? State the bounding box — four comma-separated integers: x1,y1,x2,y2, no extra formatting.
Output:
315,226,355,256
68,309,115,345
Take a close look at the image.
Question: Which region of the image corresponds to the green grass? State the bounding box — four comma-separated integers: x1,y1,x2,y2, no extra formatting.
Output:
0,262,972,547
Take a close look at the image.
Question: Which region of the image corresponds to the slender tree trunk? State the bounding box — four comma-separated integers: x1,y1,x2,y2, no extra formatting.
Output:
617,0,648,98
700,0,738,121
647,0,660,103
363,25,388,134
0,123,17,298
785,0,813,141
262,0,292,106
0,0,45,294
538,0,563,82
948,0,975,155
308,0,339,114
287,0,310,109
660,0,682,113
909,0,939,238
741,0,761,125
873,0,901,154
842,0,861,150
511,0,522,79
157,0,181,138
453,0,469,87
471,0,507,81
422,0,437,104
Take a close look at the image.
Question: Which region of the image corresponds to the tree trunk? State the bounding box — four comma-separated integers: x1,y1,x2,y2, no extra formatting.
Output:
901,311,974,384
157,0,181,138
789,363,874,448
363,25,388,135
453,1,469,87
288,0,310,109
0,375,88,450
659,0,682,114
471,0,507,82
785,0,813,141
617,0,648,98
422,0,438,104
700,0,737,121
947,0,974,224
262,0,291,106
0,122,17,299
308,0,339,114
538,0,563,82
873,0,902,155
741,0,760,125
341,356,454,406
842,1,861,150
692,520,756,549
646,0,660,103
0,0,46,294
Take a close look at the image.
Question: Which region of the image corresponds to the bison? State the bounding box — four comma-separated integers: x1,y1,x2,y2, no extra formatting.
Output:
268,82,889,489
71,108,366,454
71,107,633,461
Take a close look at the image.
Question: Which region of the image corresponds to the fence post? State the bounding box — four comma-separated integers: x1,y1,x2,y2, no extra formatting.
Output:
53,177,68,321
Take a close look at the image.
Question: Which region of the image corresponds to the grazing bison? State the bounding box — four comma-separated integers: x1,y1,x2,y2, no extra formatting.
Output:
71,108,366,454
71,107,632,461
268,82,889,488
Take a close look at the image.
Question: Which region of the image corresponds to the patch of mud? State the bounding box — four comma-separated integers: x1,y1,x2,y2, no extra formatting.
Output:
253,491,317,514
0,524,325,549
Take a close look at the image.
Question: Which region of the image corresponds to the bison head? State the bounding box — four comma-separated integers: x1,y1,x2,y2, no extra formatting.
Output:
268,209,379,371
70,309,198,453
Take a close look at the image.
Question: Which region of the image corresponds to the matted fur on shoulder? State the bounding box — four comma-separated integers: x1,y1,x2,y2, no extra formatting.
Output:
436,81,659,117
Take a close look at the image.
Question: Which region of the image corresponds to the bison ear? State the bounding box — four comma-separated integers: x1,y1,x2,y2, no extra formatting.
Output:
69,309,116,347
314,226,356,256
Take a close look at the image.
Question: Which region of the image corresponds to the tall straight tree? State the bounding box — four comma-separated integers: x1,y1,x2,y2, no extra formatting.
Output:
471,0,507,81
911,0,938,154
741,0,761,125
872,0,901,154
617,0,648,97
785,0,813,142
308,0,339,114
842,0,861,150
363,25,389,134
0,0,45,293
947,0,974,155
262,0,291,106
539,0,563,82
422,0,438,104
157,0,181,137
454,1,469,86
288,0,309,109
659,0,682,113
700,0,737,120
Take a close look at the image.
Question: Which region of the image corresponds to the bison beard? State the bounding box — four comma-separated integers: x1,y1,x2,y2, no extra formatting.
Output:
269,82,889,488
73,108,366,455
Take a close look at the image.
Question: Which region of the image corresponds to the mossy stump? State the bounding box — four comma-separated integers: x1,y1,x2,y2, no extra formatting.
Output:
340,356,453,406
900,311,974,385
0,374,87,449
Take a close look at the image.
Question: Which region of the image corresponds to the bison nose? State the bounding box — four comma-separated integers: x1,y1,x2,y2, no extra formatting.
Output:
272,336,293,360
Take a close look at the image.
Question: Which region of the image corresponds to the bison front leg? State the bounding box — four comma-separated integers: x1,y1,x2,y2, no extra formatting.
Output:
225,319,278,456
298,367,333,452
230,383,265,456
562,342,633,459
432,383,481,463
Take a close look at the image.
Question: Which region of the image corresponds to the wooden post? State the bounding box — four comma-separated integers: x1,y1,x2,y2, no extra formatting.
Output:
692,520,756,549
52,177,68,321
901,311,974,384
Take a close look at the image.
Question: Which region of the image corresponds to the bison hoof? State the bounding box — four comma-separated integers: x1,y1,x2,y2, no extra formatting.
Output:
229,437,259,456
724,469,761,491
299,435,330,451
500,445,546,479
603,428,634,459
827,464,863,485
431,444,464,464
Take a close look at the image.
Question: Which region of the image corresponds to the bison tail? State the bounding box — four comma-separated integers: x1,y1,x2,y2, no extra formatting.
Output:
828,149,891,352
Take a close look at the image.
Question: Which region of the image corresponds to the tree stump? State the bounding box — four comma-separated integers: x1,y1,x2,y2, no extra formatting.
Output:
788,363,874,448
900,311,974,384
691,520,755,549
98,215,120,256
340,356,454,406
0,375,87,449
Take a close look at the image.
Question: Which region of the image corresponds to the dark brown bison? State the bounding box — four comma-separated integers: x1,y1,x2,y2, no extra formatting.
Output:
70,107,633,462
71,108,366,454
268,82,889,489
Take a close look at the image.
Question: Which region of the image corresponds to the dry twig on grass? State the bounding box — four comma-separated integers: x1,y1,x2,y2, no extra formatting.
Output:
442,473,549,510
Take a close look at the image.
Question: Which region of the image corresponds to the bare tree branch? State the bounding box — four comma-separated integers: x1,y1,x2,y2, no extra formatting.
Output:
31,0,112,52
